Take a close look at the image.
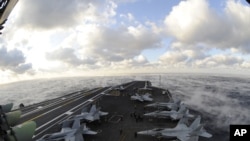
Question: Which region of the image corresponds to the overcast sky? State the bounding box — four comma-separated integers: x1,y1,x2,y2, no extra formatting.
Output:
0,0,250,84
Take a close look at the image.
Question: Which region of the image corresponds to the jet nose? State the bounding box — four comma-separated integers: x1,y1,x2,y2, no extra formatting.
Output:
143,112,155,117
145,104,153,107
137,131,147,135
143,113,151,116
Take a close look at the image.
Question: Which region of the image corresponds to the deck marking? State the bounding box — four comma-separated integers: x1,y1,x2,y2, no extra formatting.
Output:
33,92,107,138
26,114,43,122
65,111,73,115
61,100,74,107
32,88,110,139
21,88,101,117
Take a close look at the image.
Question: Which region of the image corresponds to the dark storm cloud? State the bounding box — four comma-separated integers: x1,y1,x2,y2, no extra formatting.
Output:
0,47,32,73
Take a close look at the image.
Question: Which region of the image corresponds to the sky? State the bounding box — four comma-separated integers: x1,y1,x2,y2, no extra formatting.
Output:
0,0,250,84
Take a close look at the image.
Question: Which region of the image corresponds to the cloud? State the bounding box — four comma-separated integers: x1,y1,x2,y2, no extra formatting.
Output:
159,50,244,68
46,48,96,67
109,54,149,70
1,0,250,84
224,0,250,52
134,55,148,64
241,61,250,68
113,0,137,3
159,42,207,66
14,0,117,29
164,0,250,53
195,54,243,67
0,47,32,74
0,47,25,67
12,63,33,74
85,24,162,62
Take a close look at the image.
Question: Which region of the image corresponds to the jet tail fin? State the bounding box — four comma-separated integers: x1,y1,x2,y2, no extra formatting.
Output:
92,108,101,120
89,105,97,113
72,118,81,129
175,116,188,129
189,115,201,129
177,104,186,113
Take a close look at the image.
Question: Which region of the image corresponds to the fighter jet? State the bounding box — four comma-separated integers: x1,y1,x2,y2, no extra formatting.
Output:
145,99,181,111
137,116,212,141
37,119,97,141
131,93,153,102
70,104,108,122
144,104,194,120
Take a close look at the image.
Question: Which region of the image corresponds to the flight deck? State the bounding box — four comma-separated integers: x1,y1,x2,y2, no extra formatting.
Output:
13,81,217,141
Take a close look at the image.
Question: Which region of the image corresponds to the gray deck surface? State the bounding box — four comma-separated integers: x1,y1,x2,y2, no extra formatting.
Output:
14,80,221,141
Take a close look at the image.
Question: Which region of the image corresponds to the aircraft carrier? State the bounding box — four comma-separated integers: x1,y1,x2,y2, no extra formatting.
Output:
11,80,216,141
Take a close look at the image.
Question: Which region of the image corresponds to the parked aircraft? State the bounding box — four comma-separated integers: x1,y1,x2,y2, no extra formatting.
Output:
137,116,212,141
131,93,153,102
37,119,97,141
70,104,108,122
145,99,181,111
144,104,194,120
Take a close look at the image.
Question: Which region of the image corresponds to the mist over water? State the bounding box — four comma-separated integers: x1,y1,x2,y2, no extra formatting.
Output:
1,74,249,139
0,76,132,108
143,74,250,134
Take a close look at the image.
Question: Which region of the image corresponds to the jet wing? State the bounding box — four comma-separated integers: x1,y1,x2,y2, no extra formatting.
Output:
83,129,97,135
187,136,199,141
131,95,144,102
200,131,212,138
65,136,76,141
200,128,212,138
176,135,190,141
76,134,84,141
85,115,94,121
64,131,84,141
142,95,153,101
170,114,179,120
